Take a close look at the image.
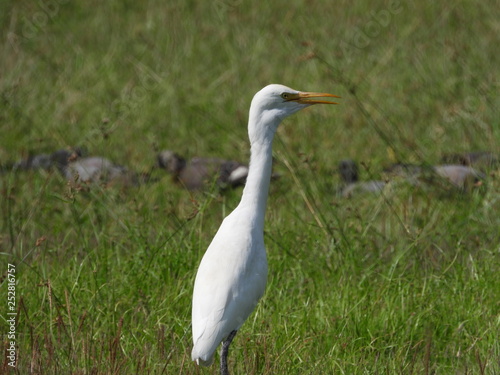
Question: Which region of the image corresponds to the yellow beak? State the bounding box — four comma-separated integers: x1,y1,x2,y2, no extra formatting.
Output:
288,91,340,105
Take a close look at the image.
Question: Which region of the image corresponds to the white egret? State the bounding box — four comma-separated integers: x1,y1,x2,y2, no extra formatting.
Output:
191,84,339,374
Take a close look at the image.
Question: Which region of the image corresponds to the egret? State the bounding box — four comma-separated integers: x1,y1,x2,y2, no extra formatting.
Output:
157,150,249,190
191,84,339,374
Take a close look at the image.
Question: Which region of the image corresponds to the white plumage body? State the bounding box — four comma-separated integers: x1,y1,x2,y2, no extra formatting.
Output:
191,205,267,365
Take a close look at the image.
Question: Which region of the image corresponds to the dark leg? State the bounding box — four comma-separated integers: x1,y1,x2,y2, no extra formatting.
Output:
220,330,237,375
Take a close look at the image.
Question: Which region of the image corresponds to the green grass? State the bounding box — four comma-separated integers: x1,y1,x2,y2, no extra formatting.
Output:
1,0,499,373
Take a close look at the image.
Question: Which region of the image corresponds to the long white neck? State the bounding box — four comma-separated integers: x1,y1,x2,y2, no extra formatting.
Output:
237,111,279,232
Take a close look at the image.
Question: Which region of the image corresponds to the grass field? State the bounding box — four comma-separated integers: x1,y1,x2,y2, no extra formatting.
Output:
1,0,499,373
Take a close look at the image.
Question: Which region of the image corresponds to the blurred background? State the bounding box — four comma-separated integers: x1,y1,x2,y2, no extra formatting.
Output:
1,0,498,169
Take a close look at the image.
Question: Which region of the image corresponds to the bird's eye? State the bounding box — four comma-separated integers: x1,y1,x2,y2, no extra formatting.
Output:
281,93,290,100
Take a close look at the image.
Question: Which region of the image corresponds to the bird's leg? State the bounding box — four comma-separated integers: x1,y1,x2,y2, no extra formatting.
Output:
220,330,237,375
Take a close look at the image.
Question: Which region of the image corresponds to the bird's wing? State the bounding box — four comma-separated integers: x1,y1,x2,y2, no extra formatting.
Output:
180,160,216,189
434,165,485,187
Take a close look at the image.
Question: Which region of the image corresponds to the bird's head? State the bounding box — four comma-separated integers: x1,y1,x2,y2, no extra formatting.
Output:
50,147,85,170
248,84,339,143
157,150,186,174
339,159,359,184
